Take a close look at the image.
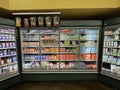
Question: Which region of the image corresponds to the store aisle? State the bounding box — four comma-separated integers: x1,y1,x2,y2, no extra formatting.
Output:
8,82,114,90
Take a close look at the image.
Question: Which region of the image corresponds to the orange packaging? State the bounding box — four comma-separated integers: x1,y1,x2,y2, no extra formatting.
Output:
56,55,59,61
60,55,63,60
92,54,96,60
66,54,70,60
82,54,91,60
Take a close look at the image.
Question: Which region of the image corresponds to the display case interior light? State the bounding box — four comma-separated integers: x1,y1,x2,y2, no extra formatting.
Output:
12,12,61,15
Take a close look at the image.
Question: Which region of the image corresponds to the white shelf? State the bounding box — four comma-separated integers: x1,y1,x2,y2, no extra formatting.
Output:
60,33,79,35
60,60,78,61
0,62,18,67
101,69,120,80
22,40,39,42
41,60,59,61
80,39,97,41
0,47,16,49
23,52,39,54
0,54,16,58
24,60,40,61
23,46,39,48
80,60,96,62
40,33,59,35
0,33,15,35
41,52,59,54
60,52,78,54
22,33,39,35
0,40,15,41
60,39,79,41
60,46,79,47
0,72,19,81
41,46,59,48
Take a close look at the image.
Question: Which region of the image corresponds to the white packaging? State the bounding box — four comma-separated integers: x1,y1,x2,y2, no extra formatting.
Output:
111,64,117,73
117,66,120,74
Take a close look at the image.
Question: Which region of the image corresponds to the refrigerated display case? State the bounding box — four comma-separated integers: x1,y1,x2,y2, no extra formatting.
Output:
20,27,99,73
0,25,19,81
101,24,120,80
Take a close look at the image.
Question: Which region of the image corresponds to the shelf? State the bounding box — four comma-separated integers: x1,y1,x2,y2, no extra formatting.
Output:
41,52,59,54
0,62,18,67
0,33,15,35
60,33,79,35
102,61,120,66
0,72,19,81
104,47,113,48
40,33,59,35
22,33,39,35
102,53,117,56
60,46,79,47
22,46,39,48
41,39,58,41
0,40,15,42
23,52,39,54
24,60,40,61
80,53,97,54
41,60,59,61
104,34,114,36
103,47,120,49
113,40,120,41
41,46,59,48
0,47,16,50
0,54,16,58
80,40,97,41
80,60,96,62
60,52,78,54
60,60,78,61
101,69,120,80
22,40,39,42
60,39,78,41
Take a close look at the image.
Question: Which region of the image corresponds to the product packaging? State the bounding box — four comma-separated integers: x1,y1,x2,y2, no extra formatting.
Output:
45,16,52,27
30,17,36,27
38,16,44,27
53,16,60,27
24,18,29,28
15,17,21,27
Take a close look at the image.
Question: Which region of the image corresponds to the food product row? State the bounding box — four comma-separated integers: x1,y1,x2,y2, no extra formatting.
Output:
103,63,120,74
103,55,120,65
23,61,96,70
16,16,60,28
0,57,17,65
0,64,18,75
103,48,120,56
0,34,15,41
23,54,96,61
0,50,16,56
0,28,15,34
0,42,16,48
104,41,120,47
